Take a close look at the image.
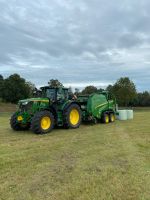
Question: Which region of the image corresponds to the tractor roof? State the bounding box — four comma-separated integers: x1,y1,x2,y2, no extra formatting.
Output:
40,86,68,90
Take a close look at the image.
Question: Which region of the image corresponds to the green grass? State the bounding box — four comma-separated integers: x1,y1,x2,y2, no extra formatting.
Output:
0,111,150,200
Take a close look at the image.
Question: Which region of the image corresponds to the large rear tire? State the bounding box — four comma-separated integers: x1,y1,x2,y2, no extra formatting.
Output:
31,111,54,134
64,104,82,128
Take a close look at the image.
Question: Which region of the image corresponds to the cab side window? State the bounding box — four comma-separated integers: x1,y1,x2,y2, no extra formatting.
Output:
64,89,69,99
57,89,64,100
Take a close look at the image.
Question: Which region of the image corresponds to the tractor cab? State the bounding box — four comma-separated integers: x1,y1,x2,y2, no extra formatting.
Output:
40,86,69,102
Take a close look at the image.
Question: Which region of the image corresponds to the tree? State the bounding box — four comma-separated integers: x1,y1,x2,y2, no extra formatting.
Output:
106,84,113,93
0,74,3,81
97,88,104,92
0,74,4,99
81,85,97,95
74,88,80,96
26,81,37,97
1,74,33,103
111,77,137,106
48,79,63,87
135,91,150,106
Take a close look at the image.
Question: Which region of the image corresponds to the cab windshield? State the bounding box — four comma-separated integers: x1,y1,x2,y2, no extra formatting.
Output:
42,88,56,100
46,89,56,100
41,88,69,101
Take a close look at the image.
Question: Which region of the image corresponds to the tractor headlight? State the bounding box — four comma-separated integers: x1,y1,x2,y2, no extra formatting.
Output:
19,101,33,112
22,101,28,105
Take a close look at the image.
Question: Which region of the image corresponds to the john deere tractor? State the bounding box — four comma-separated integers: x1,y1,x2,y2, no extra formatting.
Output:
10,86,117,134
10,87,82,134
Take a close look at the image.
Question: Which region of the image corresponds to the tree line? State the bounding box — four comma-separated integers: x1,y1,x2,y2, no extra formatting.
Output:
0,74,36,103
0,74,150,106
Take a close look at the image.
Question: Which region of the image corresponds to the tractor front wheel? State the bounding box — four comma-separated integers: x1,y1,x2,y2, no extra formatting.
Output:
10,113,22,131
10,113,30,131
64,104,82,129
31,111,54,134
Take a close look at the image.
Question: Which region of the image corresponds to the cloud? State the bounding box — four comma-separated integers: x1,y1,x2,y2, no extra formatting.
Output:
0,0,150,91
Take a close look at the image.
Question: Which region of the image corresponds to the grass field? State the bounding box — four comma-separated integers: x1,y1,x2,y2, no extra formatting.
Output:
0,111,150,200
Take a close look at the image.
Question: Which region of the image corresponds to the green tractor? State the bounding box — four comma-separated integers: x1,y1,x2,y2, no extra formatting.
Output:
10,86,82,134
10,87,117,134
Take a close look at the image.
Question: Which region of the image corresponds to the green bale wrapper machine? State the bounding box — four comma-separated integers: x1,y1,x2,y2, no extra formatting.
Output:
10,87,117,134
77,91,116,124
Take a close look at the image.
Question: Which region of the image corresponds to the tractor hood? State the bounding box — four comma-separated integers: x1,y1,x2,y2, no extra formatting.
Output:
19,98,49,105
18,98,50,113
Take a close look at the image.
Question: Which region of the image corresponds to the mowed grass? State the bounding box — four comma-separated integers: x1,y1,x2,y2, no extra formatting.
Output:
0,111,150,200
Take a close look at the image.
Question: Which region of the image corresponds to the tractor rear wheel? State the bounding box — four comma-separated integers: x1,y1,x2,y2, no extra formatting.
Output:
31,111,54,134
64,104,82,128
102,113,109,124
109,113,115,122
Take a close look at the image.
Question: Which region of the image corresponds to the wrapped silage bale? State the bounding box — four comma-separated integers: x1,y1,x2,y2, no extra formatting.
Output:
117,110,128,120
127,110,134,120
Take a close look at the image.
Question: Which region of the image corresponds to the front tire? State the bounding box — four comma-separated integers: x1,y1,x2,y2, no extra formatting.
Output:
10,113,30,131
31,111,54,134
64,104,82,128
10,113,22,131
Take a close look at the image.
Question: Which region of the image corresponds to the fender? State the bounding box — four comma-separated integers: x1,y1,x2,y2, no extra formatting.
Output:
62,101,81,113
40,105,57,121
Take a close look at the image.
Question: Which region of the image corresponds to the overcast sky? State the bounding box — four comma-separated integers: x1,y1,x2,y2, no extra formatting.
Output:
0,0,150,91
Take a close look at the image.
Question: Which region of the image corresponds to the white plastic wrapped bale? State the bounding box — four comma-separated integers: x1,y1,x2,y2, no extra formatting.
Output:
117,110,128,120
127,110,134,120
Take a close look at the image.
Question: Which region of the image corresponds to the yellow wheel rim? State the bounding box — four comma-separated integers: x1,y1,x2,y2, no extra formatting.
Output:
70,109,80,126
111,115,115,122
17,116,23,121
105,115,109,123
41,116,51,130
